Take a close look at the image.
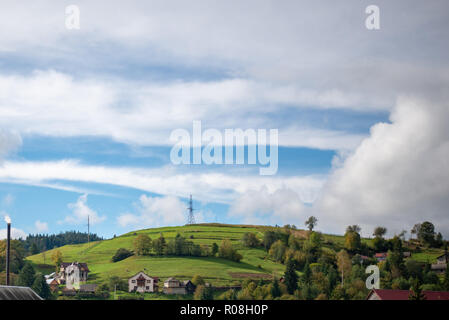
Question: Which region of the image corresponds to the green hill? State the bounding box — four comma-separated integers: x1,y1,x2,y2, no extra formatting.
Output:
26,223,444,289
27,224,290,286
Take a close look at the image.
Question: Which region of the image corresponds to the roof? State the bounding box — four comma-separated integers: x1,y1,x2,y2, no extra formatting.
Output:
368,289,449,300
0,286,43,300
375,253,387,258
60,262,89,272
129,271,157,281
437,252,449,259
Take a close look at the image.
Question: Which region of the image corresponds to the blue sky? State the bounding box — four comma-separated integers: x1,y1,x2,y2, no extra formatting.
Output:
1,0,449,239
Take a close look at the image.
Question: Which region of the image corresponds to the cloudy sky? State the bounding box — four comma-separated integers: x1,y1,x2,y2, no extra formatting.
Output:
0,0,448,239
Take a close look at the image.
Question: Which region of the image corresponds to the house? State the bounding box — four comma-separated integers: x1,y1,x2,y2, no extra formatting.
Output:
128,271,158,293
0,285,43,300
436,252,449,264
367,289,449,300
375,252,388,262
59,262,89,287
46,278,59,292
163,277,196,295
431,263,447,274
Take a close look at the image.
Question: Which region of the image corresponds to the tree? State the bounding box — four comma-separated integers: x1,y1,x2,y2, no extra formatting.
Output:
194,285,213,300
133,234,152,256
373,226,387,238
346,225,361,234
344,230,361,252
268,240,286,263
283,258,298,294
111,248,133,262
242,232,260,248
108,276,128,291
411,223,421,239
192,274,205,286
32,273,52,299
211,243,219,256
30,243,40,255
218,240,242,262
418,222,436,246
51,250,63,272
271,278,281,298
302,261,312,285
443,259,449,291
153,233,166,256
263,231,277,251
18,262,36,287
409,278,426,300
305,216,318,232
336,250,351,287
0,240,26,273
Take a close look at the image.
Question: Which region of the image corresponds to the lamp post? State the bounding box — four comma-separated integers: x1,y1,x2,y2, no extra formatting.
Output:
5,216,11,286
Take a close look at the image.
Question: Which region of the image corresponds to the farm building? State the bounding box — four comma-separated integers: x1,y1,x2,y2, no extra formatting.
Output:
128,271,158,293
163,277,196,295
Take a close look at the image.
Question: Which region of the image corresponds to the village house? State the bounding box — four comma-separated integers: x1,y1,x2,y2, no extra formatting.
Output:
46,278,59,292
374,252,388,262
163,277,196,295
431,252,448,274
59,262,89,282
367,289,449,300
59,262,90,290
128,271,158,293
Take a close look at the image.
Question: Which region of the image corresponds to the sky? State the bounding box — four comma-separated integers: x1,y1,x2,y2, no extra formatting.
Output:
0,0,448,239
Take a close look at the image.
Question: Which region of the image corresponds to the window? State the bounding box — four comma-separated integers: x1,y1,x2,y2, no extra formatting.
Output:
146,286,149,290
132,280,136,283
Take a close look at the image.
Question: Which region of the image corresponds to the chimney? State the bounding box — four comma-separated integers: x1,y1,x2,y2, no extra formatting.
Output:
6,221,11,286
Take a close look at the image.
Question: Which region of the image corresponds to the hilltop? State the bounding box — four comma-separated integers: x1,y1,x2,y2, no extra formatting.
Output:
26,223,444,288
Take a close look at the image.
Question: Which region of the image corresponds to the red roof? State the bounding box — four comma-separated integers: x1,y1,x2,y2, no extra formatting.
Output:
375,253,387,258
368,289,449,300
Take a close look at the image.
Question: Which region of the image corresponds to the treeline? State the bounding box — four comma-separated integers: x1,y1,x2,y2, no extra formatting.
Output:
21,231,103,255
112,233,242,263
231,219,449,300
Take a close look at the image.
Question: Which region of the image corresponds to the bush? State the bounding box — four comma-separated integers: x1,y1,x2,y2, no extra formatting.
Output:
194,285,214,300
112,248,134,262
218,240,242,262
242,233,260,248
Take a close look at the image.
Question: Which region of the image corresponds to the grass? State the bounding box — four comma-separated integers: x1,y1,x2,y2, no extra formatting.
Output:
27,224,285,286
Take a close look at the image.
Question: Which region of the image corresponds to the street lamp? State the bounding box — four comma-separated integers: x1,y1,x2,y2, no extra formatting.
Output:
4,216,11,286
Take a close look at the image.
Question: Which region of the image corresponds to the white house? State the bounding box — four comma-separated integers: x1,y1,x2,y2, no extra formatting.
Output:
128,271,158,293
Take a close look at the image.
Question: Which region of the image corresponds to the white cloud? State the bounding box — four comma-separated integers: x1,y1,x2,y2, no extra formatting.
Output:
61,194,106,225
0,159,325,205
229,186,306,226
0,70,367,151
34,220,49,233
0,130,22,161
2,194,14,206
117,195,185,228
0,227,27,240
315,95,449,237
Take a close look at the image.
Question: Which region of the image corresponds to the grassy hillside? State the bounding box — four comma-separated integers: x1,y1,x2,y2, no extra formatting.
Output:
27,224,288,286
26,223,443,288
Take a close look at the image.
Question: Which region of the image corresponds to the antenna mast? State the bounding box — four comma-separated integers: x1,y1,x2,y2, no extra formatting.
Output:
187,194,195,225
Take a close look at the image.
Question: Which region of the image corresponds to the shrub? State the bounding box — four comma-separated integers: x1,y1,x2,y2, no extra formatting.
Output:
218,240,242,262
112,248,134,262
